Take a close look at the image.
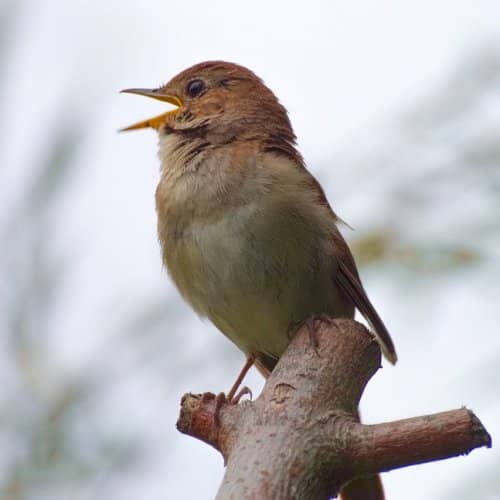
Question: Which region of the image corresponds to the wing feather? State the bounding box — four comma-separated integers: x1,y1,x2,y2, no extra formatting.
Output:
335,255,397,364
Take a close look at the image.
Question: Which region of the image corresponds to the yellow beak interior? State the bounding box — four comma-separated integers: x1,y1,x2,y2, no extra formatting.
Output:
119,88,182,131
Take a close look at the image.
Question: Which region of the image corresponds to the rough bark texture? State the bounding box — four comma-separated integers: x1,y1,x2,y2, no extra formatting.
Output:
176,319,491,499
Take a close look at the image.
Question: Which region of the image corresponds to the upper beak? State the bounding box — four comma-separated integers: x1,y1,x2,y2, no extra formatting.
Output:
119,88,183,131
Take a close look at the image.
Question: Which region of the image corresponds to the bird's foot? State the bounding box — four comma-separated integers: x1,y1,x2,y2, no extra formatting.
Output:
213,386,253,426
305,314,334,355
226,355,255,402
289,314,334,356
231,385,253,404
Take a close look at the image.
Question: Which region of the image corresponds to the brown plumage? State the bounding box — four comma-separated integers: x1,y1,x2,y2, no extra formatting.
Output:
122,60,394,500
121,59,397,375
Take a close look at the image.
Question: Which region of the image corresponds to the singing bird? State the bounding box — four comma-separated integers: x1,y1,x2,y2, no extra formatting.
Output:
121,61,397,398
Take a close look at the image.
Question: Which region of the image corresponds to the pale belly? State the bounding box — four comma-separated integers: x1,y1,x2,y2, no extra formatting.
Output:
162,198,354,361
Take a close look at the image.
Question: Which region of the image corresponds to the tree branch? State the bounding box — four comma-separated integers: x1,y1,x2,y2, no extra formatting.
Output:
351,408,491,473
177,319,491,499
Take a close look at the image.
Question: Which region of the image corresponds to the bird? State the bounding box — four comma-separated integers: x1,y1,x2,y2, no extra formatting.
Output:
120,61,397,399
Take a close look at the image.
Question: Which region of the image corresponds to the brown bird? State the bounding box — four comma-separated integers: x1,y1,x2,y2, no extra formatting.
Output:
121,61,397,398
122,60,395,499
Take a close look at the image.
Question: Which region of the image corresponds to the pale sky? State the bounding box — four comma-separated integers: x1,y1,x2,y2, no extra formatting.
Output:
2,1,500,498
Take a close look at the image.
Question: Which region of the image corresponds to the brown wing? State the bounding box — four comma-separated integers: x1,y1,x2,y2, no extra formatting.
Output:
333,232,397,364
258,144,397,365
295,163,397,365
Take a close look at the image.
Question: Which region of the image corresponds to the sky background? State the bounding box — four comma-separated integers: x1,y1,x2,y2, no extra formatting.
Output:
1,1,500,499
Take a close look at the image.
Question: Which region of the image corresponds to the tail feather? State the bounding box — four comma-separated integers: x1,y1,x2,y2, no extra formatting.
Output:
340,474,385,500
336,260,397,364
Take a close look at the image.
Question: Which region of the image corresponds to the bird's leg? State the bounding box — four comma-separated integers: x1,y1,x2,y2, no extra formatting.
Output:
226,355,255,402
213,356,256,427
306,314,334,347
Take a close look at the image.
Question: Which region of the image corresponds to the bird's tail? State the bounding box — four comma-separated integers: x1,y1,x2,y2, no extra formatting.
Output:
340,474,385,500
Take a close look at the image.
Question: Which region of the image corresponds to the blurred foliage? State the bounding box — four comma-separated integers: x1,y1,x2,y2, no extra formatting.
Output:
0,8,142,499
0,2,498,497
0,119,143,499
350,49,500,284
352,229,481,270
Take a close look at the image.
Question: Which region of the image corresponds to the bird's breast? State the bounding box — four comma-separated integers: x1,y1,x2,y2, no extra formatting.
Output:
155,149,348,358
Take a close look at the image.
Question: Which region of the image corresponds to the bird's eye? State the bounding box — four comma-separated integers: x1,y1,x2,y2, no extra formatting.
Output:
186,79,205,98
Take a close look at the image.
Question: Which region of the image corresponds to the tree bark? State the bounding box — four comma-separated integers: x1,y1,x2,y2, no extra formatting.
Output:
177,319,491,499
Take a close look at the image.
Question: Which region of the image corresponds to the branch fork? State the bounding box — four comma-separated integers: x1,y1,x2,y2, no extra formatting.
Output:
177,319,491,499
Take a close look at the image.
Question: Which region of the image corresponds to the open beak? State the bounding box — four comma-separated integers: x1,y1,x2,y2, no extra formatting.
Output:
119,88,183,131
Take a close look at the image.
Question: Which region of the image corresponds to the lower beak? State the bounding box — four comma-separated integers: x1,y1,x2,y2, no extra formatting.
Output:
119,88,183,131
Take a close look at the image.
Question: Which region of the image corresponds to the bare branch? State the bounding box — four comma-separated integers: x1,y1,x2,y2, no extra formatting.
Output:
177,319,491,500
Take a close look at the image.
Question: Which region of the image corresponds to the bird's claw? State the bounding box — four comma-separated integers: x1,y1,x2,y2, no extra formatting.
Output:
232,386,253,404
213,386,253,426
306,314,334,355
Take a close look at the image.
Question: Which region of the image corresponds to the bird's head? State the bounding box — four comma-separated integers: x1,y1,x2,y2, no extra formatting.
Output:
120,61,295,146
